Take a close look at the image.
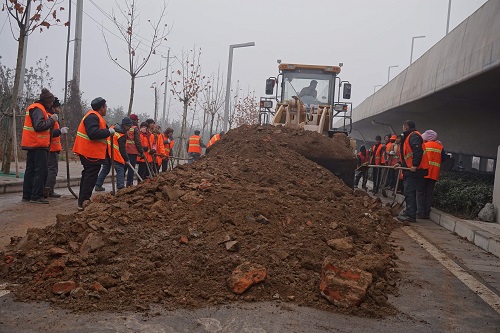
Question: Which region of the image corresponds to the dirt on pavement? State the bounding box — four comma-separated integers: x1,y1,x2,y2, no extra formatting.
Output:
0,125,400,318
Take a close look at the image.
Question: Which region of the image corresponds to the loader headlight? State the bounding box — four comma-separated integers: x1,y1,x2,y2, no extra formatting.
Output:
260,100,273,108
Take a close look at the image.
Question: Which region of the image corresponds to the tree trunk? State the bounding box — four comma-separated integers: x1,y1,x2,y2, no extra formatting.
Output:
209,112,215,138
127,74,136,116
2,27,26,175
176,101,188,161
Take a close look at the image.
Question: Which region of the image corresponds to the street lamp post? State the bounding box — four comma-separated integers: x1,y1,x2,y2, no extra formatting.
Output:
161,48,174,128
410,35,426,65
446,0,452,34
223,42,255,132
387,65,399,83
374,85,383,94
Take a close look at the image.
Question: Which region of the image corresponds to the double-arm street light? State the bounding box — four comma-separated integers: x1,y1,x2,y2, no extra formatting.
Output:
410,35,426,64
223,42,255,132
387,65,399,83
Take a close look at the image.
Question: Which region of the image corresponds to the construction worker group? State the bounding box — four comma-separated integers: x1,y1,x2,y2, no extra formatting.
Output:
20,88,223,211
355,120,446,223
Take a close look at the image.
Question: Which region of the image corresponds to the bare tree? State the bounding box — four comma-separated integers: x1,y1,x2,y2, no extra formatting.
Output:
234,90,259,127
200,67,225,138
1,0,64,174
103,0,169,115
169,48,206,159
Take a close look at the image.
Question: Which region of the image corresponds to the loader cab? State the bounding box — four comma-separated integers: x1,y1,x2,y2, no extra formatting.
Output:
278,64,338,106
264,63,352,134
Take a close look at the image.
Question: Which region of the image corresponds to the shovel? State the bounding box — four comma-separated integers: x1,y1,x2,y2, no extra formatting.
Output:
110,138,116,195
389,169,406,216
125,161,143,182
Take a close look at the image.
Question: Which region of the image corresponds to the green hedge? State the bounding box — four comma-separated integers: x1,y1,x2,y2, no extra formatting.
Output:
433,171,494,219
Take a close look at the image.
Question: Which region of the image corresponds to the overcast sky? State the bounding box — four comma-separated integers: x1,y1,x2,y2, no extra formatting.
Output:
0,0,488,126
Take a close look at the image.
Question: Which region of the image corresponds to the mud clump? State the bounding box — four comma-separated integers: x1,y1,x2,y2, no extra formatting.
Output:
0,125,400,317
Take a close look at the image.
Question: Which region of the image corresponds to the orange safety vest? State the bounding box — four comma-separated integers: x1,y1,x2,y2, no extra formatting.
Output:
50,120,62,153
371,143,383,165
137,132,155,163
188,135,202,154
424,141,443,181
153,133,166,165
168,138,175,153
125,126,139,155
357,151,369,165
73,110,108,160
206,133,221,148
402,131,429,170
106,126,125,164
21,102,51,149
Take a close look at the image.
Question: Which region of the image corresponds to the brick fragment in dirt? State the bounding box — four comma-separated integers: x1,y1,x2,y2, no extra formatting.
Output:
0,125,400,318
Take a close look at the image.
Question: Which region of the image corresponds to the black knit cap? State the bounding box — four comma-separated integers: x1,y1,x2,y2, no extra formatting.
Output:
40,88,55,104
121,117,133,127
91,97,106,111
52,97,61,108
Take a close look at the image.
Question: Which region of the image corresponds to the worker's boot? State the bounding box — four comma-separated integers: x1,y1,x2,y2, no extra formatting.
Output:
49,190,61,198
95,185,105,192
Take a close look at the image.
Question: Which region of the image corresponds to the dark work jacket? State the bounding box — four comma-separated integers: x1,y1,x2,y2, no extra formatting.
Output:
47,110,61,138
114,124,130,163
400,129,428,178
83,113,111,141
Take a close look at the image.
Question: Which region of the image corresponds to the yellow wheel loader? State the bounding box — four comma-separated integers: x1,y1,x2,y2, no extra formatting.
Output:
260,63,356,187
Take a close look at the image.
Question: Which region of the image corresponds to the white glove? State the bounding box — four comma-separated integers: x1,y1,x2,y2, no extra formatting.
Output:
51,113,58,122
108,128,115,135
60,127,69,134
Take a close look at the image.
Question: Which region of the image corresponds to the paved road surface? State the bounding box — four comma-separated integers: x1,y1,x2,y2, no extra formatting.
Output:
1,185,499,332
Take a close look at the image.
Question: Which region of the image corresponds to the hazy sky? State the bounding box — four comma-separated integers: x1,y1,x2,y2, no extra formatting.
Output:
0,0,488,126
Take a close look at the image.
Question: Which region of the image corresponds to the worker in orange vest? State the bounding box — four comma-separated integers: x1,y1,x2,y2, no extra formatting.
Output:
370,135,384,194
151,124,167,172
206,131,224,153
21,88,58,204
187,130,206,164
354,145,370,190
417,130,446,219
44,97,69,199
124,113,145,187
73,97,114,211
161,127,174,172
94,117,132,192
394,120,429,223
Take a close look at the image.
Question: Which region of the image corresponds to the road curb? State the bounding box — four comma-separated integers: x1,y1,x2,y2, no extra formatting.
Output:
0,176,112,195
429,208,500,258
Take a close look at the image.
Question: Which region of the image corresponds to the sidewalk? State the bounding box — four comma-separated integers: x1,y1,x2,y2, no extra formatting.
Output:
367,180,500,258
0,160,99,194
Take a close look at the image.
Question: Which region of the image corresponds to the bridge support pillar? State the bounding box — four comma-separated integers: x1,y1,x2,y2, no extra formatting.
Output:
460,155,473,172
494,146,500,223
479,158,489,172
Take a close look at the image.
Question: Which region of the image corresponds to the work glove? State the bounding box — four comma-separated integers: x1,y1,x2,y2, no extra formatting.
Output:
150,149,156,154
109,128,115,135
51,113,59,122
142,146,149,152
60,127,69,134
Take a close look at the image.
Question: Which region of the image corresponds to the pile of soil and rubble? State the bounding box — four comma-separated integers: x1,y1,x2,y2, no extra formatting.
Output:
0,125,401,317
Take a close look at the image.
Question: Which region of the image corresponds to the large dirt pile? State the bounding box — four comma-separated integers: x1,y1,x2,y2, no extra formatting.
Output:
0,125,400,317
